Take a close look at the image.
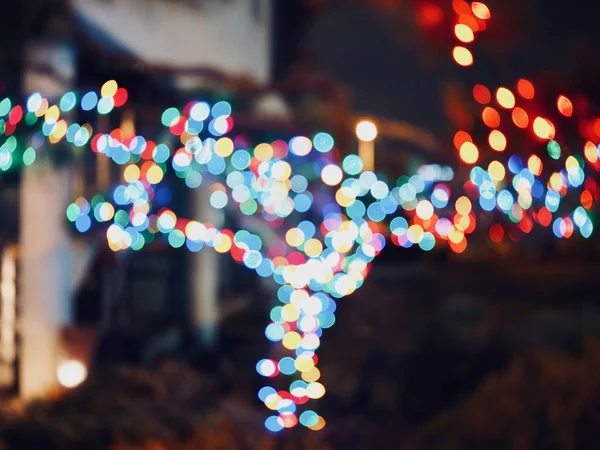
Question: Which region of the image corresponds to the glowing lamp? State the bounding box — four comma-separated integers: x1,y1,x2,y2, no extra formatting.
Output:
355,120,378,142
57,360,87,389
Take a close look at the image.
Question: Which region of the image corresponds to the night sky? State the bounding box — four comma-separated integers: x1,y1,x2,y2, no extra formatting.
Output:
275,0,600,138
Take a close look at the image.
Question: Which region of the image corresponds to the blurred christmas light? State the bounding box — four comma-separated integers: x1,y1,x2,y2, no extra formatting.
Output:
2,1,599,431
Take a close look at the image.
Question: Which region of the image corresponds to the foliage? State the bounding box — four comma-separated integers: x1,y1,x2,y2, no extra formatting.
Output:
0,363,330,450
410,337,600,450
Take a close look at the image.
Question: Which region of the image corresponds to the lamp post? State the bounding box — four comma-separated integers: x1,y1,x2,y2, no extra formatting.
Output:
355,120,378,172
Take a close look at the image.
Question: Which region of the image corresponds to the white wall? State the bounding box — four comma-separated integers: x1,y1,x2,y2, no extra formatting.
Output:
73,0,272,82
20,165,74,398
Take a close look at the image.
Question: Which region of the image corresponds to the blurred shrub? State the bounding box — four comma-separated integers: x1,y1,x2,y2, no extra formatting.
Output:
410,337,600,450
0,363,330,450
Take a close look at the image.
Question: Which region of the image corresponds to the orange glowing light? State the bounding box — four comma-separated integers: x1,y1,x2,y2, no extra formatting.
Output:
517,79,535,99
452,0,472,15
533,117,555,140
473,84,491,104
528,154,543,176
449,238,467,254
488,130,507,151
453,130,472,150
482,107,501,128
455,24,474,43
584,141,598,164
496,87,516,109
557,95,573,117
475,17,488,31
512,107,529,128
457,14,480,32
453,46,473,66
489,224,504,243
459,142,479,164
471,2,491,19
581,190,594,210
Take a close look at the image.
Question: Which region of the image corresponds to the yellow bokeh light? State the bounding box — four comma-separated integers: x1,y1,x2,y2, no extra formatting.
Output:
488,130,507,151
290,289,309,306
549,172,565,191
304,239,323,257
453,46,473,66
565,156,579,173
215,137,234,157
45,105,60,124
496,87,516,109
454,24,474,43
50,120,68,143
454,214,471,231
302,367,321,383
98,203,115,221
124,164,141,183
472,2,491,19
295,356,315,372
285,228,305,247
282,332,302,350
335,187,356,207
146,164,164,184
528,155,543,176
309,416,326,431
488,160,506,181
265,393,282,410
407,224,424,244
459,142,479,164
282,304,300,322
107,240,121,252
35,98,49,117
448,227,465,244
584,141,598,164
101,80,118,98
213,233,232,254
306,382,326,400
254,143,274,161
455,196,472,215
533,117,555,140
180,131,194,146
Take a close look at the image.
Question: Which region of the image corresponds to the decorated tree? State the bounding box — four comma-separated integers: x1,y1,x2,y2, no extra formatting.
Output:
1,0,600,434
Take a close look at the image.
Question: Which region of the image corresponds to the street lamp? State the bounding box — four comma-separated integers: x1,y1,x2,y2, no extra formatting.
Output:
355,120,378,172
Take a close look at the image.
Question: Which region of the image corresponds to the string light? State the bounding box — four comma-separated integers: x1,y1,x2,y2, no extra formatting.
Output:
2,2,599,431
